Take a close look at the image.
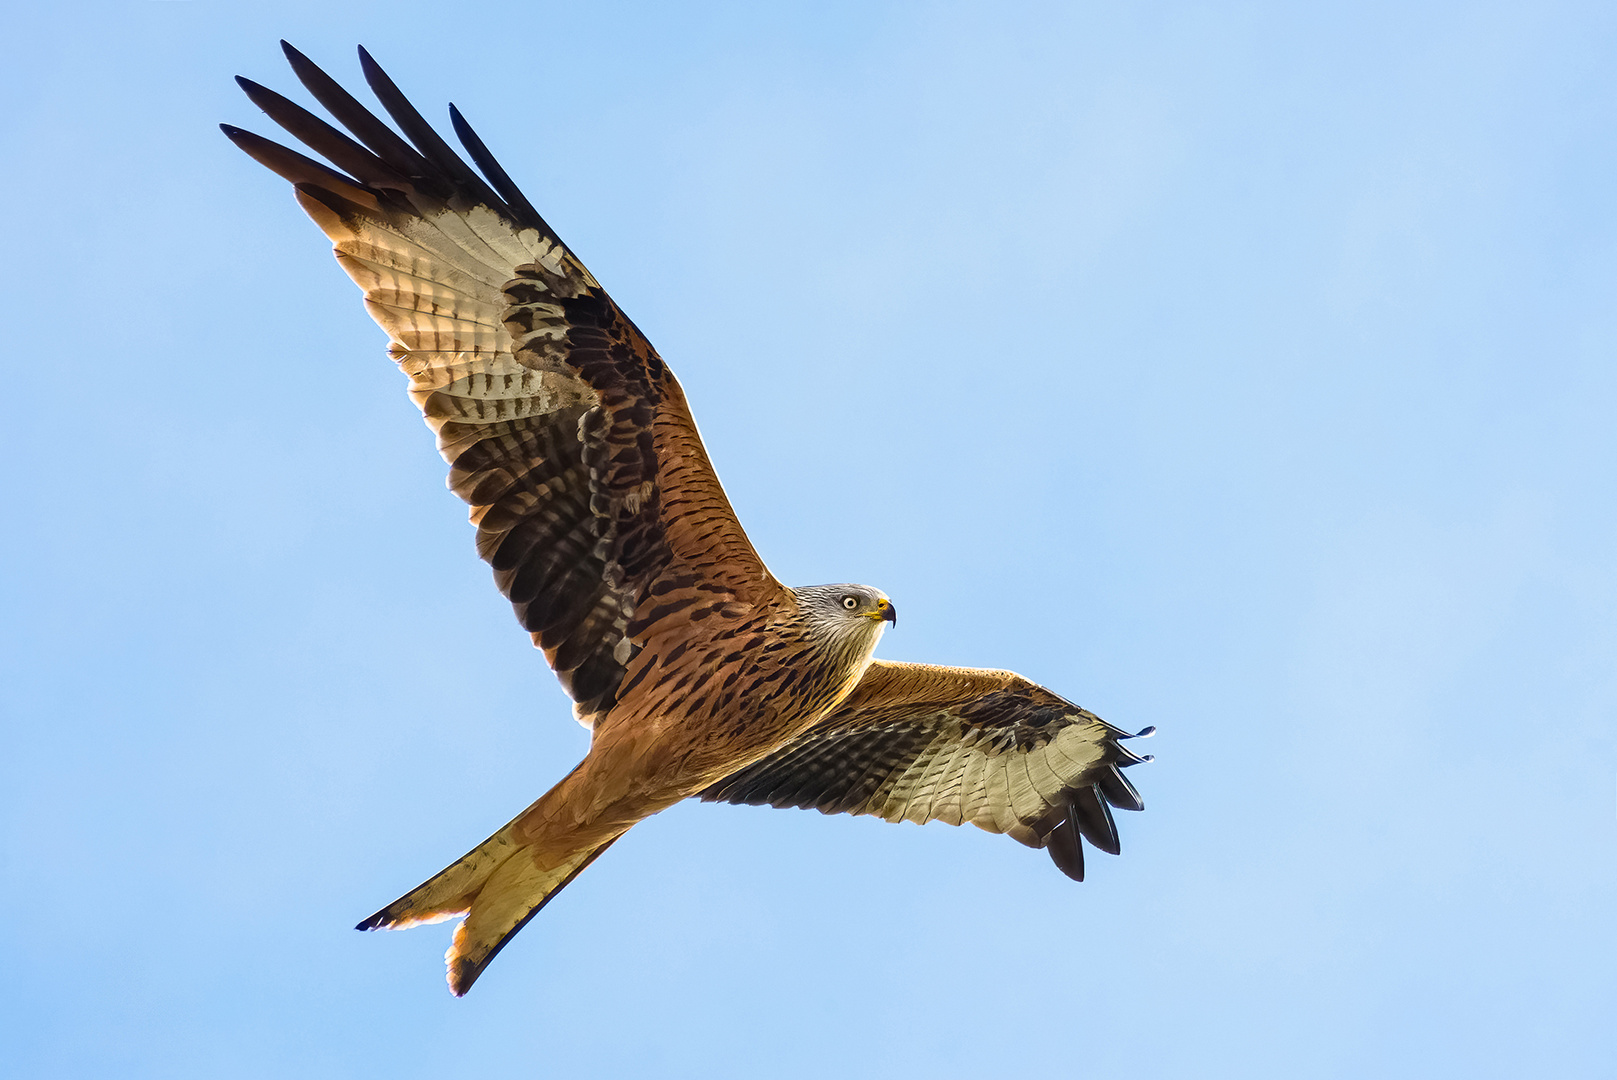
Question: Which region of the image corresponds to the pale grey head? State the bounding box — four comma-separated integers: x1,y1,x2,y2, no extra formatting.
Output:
791,583,896,665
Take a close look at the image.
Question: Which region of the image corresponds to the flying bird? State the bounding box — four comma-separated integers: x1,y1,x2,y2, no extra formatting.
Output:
224,43,1153,997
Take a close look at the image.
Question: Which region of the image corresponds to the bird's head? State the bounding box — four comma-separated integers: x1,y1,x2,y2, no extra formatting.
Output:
794,583,897,658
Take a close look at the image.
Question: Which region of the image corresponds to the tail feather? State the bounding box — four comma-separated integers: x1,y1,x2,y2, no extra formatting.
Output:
445,837,618,996
357,799,623,996
355,824,527,932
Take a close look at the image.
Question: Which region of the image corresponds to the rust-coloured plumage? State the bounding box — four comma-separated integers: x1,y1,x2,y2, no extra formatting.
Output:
226,43,1152,996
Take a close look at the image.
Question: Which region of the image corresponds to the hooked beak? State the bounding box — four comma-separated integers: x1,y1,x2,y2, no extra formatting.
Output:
876,598,897,625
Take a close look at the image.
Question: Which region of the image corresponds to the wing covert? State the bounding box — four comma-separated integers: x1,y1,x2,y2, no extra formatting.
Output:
699,659,1152,881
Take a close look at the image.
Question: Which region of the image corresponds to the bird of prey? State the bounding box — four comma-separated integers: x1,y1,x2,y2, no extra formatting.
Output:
224,43,1153,997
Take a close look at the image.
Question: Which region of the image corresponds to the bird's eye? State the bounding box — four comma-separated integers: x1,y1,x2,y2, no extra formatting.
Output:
841,596,858,610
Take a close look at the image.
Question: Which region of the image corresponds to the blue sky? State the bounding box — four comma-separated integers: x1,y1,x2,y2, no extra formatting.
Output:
4,2,1613,1076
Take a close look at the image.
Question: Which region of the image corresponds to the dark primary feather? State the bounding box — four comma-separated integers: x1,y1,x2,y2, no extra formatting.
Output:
1071,783,1120,856
280,41,438,183
700,660,1150,881
234,76,406,190
1045,816,1086,881
220,123,381,210
354,45,513,216
448,104,549,231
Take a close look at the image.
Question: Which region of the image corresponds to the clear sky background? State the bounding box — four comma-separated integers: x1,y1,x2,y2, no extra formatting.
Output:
4,2,1614,1077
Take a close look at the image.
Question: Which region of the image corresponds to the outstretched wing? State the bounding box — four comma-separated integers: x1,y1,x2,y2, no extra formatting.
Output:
700,659,1151,881
225,44,779,725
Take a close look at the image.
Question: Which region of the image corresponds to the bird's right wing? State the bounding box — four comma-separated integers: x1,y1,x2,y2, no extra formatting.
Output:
225,44,781,726
700,659,1152,881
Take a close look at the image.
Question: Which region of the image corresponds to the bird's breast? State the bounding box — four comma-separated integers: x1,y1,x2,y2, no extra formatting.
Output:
596,615,864,786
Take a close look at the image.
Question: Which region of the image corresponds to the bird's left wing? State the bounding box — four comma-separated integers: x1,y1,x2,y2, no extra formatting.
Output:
699,659,1151,881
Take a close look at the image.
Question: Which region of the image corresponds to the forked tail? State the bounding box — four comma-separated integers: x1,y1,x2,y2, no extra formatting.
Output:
357,808,620,996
